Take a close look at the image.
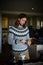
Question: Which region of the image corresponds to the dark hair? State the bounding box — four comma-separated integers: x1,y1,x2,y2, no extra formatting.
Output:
14,13,28,28
18,13,27,19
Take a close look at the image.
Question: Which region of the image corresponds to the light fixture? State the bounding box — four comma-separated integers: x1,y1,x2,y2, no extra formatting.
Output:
32,8,34,10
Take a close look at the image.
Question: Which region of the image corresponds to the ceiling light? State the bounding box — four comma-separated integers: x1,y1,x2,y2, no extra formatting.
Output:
32,8,34,10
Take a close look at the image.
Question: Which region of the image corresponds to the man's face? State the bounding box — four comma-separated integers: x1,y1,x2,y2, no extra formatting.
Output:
18,18,27,26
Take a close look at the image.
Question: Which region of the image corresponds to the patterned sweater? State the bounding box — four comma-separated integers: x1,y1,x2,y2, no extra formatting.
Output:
8,25,30,52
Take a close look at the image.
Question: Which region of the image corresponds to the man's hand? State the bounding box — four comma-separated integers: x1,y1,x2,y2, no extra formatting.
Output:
27,39,32,46
20,40,26,44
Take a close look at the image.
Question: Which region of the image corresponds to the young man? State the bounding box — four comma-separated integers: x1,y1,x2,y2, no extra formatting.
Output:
8,13,31,61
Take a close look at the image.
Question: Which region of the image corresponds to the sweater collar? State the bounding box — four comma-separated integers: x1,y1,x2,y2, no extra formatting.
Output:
18,25,24,30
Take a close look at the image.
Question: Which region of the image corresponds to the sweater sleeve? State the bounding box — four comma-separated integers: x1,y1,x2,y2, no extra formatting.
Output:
8,33,15,45
26,29,30,40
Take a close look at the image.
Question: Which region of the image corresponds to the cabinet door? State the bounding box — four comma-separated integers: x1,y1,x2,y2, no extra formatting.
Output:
2,18,8,28
2,18,8,44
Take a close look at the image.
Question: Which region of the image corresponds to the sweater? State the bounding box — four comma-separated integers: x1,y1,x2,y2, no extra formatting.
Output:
8,25,30,52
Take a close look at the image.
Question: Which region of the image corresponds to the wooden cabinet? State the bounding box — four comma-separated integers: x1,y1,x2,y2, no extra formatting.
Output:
2,18,8,28
2,18,8,44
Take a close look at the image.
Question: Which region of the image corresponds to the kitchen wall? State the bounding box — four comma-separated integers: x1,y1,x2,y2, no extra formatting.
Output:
0,14,2,53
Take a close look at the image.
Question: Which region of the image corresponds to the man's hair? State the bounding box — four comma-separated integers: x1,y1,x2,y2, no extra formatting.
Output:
18,13,27,19
14,13,28,28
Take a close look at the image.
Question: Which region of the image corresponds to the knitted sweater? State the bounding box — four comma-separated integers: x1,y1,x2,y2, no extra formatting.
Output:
8,25,30,52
